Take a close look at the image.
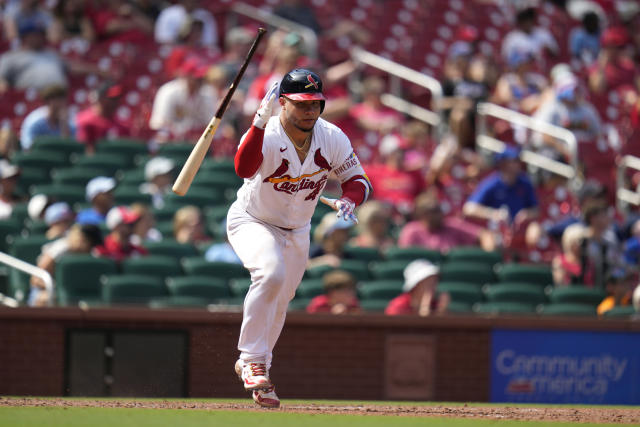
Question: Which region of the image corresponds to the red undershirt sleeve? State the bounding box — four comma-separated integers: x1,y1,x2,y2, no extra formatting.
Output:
340,176,368,206
234,126,265,178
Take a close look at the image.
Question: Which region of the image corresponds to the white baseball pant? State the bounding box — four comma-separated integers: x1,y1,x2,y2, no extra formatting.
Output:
227,202,310,368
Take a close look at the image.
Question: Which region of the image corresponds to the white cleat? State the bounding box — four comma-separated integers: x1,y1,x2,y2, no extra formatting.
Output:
252,385,280,408
234,359,272,391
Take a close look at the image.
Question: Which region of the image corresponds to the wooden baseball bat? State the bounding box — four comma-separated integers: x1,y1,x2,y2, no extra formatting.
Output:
172,27,267,196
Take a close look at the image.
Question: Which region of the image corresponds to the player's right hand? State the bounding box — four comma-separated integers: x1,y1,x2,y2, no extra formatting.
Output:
253,81,279,129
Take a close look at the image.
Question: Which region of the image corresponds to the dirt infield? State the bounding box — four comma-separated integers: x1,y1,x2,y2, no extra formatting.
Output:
1,396,639,424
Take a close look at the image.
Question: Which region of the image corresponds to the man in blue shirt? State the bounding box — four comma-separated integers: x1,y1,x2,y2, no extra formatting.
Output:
76,176,115,225
463,146,539,228
20,85,75,150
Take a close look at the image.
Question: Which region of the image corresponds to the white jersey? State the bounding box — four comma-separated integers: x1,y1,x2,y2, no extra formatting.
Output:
234,116,369,229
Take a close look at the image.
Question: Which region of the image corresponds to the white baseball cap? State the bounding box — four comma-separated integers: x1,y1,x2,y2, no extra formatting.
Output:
0,159,20,179
27,194,49,220
145,157,175,181
106,205,140,230
85,176,116,201
403,259,440,293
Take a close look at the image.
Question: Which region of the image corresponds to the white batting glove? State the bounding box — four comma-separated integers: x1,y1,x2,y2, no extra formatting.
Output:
253,81,279,129
320,196,358,224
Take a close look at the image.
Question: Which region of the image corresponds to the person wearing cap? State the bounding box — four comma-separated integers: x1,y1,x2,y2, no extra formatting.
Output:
463,145,539,228
385,259,450,316
76,176,116,225
75,81,131,152
149,57,217,142
491,48,547,113
501,6,558,67
570,11,601,66
154,0,218,47
588,26,636,94
95,205,148,263
3,0,53,43
29,223,104,306
0,159,22,220
27,193,51,222
20,85,75,151
308,212,356,270
139,157,175,209
306,269,360,314
597,269,636,316
44,201,75,240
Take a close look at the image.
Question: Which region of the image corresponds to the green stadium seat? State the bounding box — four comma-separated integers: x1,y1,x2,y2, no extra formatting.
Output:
24,220,48,236
7,235,51,302
337,259,370,280
117,168,146,186
164,188,225,208
143,239,198,258
12,151,68,173
101,274,168,305
72,153,131,175
305,264,333,279
10,202,29,224
166,275,231,300
30,184,86,205
148,295,211,308
484,283,547,305
230,278,251,297
473,301,536,314
358,280,403,300
204,205,232,225
369,259,411,280
155,221,174,238
0,218,25,252
384,246,444,264
96,139,148,159
446,300,473,313
447,247,503,267
288,298,311,311
31,136,84,157
52,168,103,187
439,261,496,285
496,263,553,287
156,143,193,161
539,303,597,316
121,255,182,279
17,167,49,195
192,170,243,192
360,299,389,312
113,185,152,206
181,257,249,279
295,278,325,298
343,245,383,262
152,205,181,222
437,281,484,304
547,286,606,306
602,306,636,318
201,158,235,174
55,255,118,305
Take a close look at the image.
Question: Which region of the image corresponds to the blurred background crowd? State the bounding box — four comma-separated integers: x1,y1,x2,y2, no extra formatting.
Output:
1,0,640,318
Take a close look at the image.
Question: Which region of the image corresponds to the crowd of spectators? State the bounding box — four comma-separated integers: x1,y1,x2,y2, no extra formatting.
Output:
0,0,639,316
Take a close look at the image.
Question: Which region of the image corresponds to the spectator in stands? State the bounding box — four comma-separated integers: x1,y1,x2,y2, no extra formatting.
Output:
588,26,637,95
582,202,623,288
75,81,130,152
86,0,153,44
0,160,21,219
20,85,75,151
130,203,161,246
597,268,636,316
154,0,217,47
551,223,593,286
3,0,53,45
274,0,321,35
463,146,539,230
164,16,220,79
623,217,640,268
570,11,601,66
76,176,116,225
43,202,75,240
307,269,361,314
216,26,257,92
399,191,490,253
173,205,209,245
308,213,355,269
139,157,175,209
501,7,559,66
149,58,217,142
348,200,394,252
204,220,242,264
27,193,50,222
49,0,95,44
29,223,103,306
379,120,433,174
385,259,449,316
96,205,148,262
350,76,404,138
491,49,547,114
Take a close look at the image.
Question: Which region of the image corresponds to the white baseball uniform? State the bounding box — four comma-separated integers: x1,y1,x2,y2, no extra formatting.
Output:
227,116,371,367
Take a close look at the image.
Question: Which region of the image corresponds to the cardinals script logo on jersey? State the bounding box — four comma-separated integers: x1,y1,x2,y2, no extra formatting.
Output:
263,149,331,200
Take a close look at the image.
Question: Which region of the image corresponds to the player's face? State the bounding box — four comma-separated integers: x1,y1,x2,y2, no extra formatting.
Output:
280,97,322,132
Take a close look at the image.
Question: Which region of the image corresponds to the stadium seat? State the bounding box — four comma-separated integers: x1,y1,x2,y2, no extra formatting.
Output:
55,255,118,305
31,136,84,157
359,299,389,312
10,202,29,224
439,262,496,285
447,247,503,267
295,278,325,298
437,281,484,304
338,259,371,280
95,138,149,159
113,185,152,206
166,275,232,300
117,168,146,186
101,274,168,305
143,239,198,258
148,295,212,308
12,151,69,173
547,286,606,306
229,277,251,298
539,303,597,316
484,282,547,305
384,246,444,264
473,301,536,314
163,187,225,208
30,184,86,206
72,153,132,175
446,300,473,314
288,298,312,311
191,170,243,193
495,263,553,287
151,205,181,222
343,245,383,262
17,167,49,196
0,218,25,252
602,306,636,318
359,280,403,300
201,158,236,174
369,259,412,280
52,168,104,187
156,143,193,162
121,255,182,279
7,235,51,303
181,257,249,279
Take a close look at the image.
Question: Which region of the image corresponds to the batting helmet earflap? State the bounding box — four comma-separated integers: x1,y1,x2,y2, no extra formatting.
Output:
279,69,325,113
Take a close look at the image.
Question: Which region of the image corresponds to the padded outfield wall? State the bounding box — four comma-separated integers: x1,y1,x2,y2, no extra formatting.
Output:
1,307,639,404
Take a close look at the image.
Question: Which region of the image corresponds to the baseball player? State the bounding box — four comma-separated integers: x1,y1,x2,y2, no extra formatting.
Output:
228,69,372,408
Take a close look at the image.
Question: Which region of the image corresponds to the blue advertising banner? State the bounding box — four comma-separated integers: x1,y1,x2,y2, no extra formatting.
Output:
491,329,640,404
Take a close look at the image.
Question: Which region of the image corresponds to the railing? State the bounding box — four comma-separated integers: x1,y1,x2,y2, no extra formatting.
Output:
349,47,443,136
230,2,318,59
0,251,53,306
616,155,640,214
476,102,582,191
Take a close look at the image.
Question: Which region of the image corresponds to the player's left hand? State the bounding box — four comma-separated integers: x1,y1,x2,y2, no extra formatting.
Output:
320,196,358,224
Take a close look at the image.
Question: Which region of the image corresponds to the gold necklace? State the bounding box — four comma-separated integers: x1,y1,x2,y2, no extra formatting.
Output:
282,121,311,152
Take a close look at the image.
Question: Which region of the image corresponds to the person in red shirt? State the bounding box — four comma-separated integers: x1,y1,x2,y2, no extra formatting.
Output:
75,81,130,153
95,205,148,263
306,269,360,314
385,259,450,316
588,26,637,95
